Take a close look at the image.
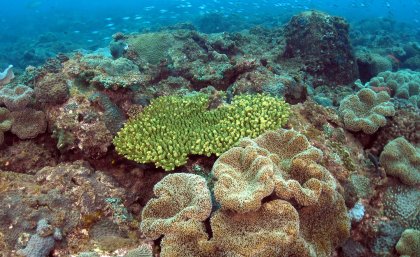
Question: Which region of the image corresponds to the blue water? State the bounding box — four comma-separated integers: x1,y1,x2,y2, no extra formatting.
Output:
0,0,419,69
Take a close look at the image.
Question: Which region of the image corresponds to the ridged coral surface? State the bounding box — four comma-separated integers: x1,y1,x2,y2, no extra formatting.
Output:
380,137,420,186
140,173,212,240
140,129,350,257
339,88,395,134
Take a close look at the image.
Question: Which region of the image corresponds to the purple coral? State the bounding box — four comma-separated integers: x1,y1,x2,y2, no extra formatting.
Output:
0,84,34,110
16,219,62,257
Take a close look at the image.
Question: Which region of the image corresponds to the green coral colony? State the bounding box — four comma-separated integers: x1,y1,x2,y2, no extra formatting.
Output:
113,93,290,171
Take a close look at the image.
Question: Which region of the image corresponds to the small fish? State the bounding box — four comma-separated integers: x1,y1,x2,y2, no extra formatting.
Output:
105,17,112,21
91,30,99,34
122,16,130,20
144,6,155,11
106,23,114,27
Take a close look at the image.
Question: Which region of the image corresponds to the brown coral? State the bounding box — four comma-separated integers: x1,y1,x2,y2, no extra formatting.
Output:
10,108,47,139
141,129,350,257
339,88,395,134
47,95,113,158
210,200,300,257
379,137,420,186
35,72,69,105
140,173,212,240
211,145,276,213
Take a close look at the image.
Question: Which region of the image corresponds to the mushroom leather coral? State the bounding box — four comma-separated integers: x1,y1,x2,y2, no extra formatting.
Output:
339,88,395,134
380,137,420,186
140,129,350,257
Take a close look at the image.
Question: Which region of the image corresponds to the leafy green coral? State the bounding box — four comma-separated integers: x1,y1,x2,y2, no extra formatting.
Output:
113,93,290,171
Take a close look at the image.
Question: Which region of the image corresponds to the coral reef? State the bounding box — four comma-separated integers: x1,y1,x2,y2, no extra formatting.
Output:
0,162,129,254
0,141,56,173
140,129,350,257
64,54,143,90
338,88,395,134
16,219,62,257
48,95,113,158
1,7,419,256
114,93,290,171
283,11,358,86
379,137,420,186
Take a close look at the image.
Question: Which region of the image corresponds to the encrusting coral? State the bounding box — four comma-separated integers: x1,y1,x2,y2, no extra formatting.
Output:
140,129,350,257
114,93,290,171
395,229,420,257
339,88,395,134
379,137,420,186
10,108,47,139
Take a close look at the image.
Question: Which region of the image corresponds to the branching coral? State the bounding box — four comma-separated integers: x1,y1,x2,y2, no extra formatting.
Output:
114,93,290,171
379,137,420,186
339,88,395,134
140,129,350,257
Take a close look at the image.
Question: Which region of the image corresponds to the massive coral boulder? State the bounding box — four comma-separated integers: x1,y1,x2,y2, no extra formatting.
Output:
379,137,420,186
339,88,395,134
283,11,358,86
34,72,69,105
